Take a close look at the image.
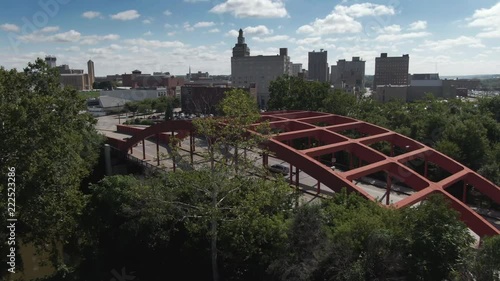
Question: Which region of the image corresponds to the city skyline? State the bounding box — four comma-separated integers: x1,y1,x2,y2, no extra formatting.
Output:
1,0,499,76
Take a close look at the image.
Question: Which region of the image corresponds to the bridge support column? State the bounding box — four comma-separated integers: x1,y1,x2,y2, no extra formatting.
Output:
349,153,353,169
189,132,194,165
142,139,146,160
104,144,112,176
463,182,467,203
386,174,392,205
317,181,321,194
156,134,160,166
290,164,293,184
262,153,268,167
192,132,196,152
295,167,300,187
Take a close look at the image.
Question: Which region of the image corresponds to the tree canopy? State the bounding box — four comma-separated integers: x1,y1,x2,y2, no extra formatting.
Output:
0,58,103,277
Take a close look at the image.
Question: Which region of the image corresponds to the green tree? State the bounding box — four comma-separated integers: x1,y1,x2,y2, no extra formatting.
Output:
470,235,500,281
314,191,405,281
0,58,103,274
165,101,174,121
166,169,294,281
269,204,327,281
79,175,180,280
171,88,279,281
402,194,474,281
268,75,330,111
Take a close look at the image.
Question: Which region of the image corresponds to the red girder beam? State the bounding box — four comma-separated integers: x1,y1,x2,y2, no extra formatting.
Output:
445,191,500,236
268,139,374,199
296,114,358,127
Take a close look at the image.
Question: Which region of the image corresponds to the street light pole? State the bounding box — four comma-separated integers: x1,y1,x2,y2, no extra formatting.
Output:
118,102,122,124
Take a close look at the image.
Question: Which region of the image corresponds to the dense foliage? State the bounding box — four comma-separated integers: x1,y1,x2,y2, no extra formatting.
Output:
124,96,180,115
0,59,103,277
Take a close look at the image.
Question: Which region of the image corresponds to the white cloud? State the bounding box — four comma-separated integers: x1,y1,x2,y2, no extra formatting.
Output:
297,13,361,35
468,2,500,38
143,31,153,36
163,10,172,16
183,22,194,31
244,25,272,35
193,21,216,28
80,34,120,45
0,23,20,33
468,2,500,27
252,35,290,42
378,24,401,34
297,3,394,36
210,0,288,18
408,20,427,31
82,11,101,19
88,44,124,55
375,31,430,42
58,46,80,52
167,31,176,36
41,26,60,33
50,31,81,42
226,29,239,37
110,10,140,21
477,30,500,38
184,0,209,2
143,19,152,24
124,38,185,48
17,30,119,45
208,28,220,33
421,36,485,51
295,37,322,46
335,3,395,17
18,30,81,43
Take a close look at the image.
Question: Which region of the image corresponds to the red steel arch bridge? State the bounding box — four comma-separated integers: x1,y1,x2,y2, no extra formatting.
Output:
106,111,500,238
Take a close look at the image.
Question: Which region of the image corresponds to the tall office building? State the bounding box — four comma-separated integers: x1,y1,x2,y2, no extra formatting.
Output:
291,63,302,76
308,49,329,82
45,56,56,68
87,60,95,90
373,53,410,88
330,57,366,93
231,29,291,108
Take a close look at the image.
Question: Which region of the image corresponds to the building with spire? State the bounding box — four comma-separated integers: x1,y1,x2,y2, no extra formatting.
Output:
232,29,250,57
231,29,291,108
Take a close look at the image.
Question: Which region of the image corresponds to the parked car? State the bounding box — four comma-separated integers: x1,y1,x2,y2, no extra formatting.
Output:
268,164,289,175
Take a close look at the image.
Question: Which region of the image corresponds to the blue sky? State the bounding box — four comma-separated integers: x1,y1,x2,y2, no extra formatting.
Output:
1,0,499,76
